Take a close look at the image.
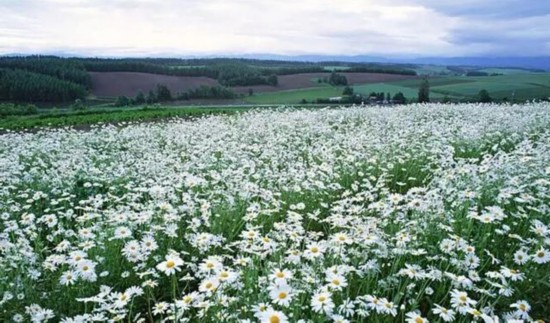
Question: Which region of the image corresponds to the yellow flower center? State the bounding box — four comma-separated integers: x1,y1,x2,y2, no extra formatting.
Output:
269,315,280,323
311,247,319,253
459,295,467,303
220,271,229,278
206,262,214,269
278,292,287,300
415,318,424,323
537,251,545,257
166,260,175,269
318,296,326,302
205,282,213,289
276,272,285,278
519,304,526,311
332,279,340,286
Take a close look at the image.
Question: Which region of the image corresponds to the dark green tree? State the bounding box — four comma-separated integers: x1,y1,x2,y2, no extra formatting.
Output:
478,89,492,103
342,86,354,96
155,84,172,101
392,92,407,104
329,72,348,86
418,78,430,103
135,90,145,104
114,96,130,107
146,90,157,104
267,74,278,86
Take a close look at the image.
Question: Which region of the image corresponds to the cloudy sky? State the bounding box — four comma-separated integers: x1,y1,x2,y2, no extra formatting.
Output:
0,0,549,57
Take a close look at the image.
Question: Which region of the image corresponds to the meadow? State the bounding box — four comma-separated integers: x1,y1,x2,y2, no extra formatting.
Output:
0,103,549,322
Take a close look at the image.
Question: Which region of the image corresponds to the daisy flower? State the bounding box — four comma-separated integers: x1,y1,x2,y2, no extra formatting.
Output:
311,291,334,314
405,311,428,323
156,254,184,276
259,309,288,323
268,284,293,307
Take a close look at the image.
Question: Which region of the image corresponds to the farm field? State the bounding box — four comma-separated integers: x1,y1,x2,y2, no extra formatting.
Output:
245,86,345,104
1,103,549,322
393,73,550,101
90,72,219,97
89,71,418,98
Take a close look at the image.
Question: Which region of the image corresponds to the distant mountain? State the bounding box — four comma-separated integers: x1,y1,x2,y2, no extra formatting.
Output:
239,54,550,70
401,57,550,70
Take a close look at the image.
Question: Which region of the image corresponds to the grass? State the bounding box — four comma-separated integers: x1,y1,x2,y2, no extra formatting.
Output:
245,86,346,104
384,73,550,101
244,72,547,103
477,68,536,75
353,83,449,99
0,106,253,131
432,73,550,100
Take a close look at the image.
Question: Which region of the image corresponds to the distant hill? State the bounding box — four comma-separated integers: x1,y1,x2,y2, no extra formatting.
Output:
238,54,550,71
404,57,550,71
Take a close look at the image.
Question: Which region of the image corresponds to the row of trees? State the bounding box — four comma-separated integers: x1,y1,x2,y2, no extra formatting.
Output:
0,68,87,102
0,56,91,87
114,84,238,106
318,72,349,86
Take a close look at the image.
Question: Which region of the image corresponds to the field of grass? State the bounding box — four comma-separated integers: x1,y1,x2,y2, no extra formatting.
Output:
245,86,345,104
1,103,549,322
432,73,550,100
388,73,550,101
242,72,549,104
413,65,455,75
353,82,448,99
0,106,253,131
477,68,538,75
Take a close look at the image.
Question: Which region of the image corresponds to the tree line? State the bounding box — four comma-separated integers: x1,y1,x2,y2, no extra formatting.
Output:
114,85,239,107
0,68,87,102
0,56,91,87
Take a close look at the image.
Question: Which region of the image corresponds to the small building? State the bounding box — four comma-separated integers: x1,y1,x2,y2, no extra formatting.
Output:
329,96,342,102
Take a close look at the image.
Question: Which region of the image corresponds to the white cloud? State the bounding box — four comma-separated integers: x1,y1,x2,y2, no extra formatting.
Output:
0,0,546,56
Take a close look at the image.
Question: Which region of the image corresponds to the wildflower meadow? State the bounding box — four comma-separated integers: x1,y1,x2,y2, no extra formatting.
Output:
1,103,549,322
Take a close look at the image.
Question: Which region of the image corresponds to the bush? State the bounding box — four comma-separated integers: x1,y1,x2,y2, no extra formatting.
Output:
342,86,354,96
478,89,492,103
71,99,86,111
0,103,39,117
114,96,131,107
328,72,348,86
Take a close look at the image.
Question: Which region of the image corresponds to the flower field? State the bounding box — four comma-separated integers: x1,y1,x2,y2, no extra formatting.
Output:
1,103,549,322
